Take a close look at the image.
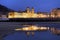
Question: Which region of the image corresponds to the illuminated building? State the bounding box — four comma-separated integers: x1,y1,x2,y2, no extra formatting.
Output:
8,7,49,18
56,8,60,17
37,12,49,18
50,8,60,18
7,7,60,18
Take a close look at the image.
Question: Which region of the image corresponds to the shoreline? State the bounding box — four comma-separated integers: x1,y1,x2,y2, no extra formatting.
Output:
0,18,60,22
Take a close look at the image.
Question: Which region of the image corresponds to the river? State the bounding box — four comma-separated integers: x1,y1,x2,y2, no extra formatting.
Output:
0,22,60,40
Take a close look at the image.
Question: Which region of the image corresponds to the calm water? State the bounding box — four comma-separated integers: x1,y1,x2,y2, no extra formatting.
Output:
0,22,60,40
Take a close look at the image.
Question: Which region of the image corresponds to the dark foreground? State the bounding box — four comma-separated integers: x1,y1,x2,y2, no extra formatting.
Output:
0,18,60,22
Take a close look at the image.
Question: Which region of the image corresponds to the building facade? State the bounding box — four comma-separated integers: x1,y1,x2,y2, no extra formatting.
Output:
8,7,49,18
7,7,60,18
50,8,60,18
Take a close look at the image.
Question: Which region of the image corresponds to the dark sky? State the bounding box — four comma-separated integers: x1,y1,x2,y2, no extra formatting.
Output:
0,0,60,12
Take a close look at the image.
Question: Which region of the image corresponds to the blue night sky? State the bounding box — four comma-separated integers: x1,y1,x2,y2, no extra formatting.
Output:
0,0,60,12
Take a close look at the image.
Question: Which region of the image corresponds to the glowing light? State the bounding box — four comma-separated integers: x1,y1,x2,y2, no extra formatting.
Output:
22,27,29,30
31,26,39,30
39,27,49,30
8,8,50,18
51,15,55,18
15,25,49,31
22,26,38,31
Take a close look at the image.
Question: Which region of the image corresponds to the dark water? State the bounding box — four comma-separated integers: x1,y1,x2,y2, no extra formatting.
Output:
0,22,60,40
0,22,60,28
4,31,60,40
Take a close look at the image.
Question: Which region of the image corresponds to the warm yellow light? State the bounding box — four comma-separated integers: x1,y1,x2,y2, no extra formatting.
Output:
51,15,55,18
8,11,51,18
22,27,29,30
22,26,39,31
15,26,49,31
39,27,48,30
31,26,39,30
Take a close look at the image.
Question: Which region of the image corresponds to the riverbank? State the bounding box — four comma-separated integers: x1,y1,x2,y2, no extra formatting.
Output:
0,18,60,22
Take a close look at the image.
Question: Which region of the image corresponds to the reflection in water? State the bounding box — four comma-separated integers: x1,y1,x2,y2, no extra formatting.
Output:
4,31,60,40
14,25,49,36
2,22,60,40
